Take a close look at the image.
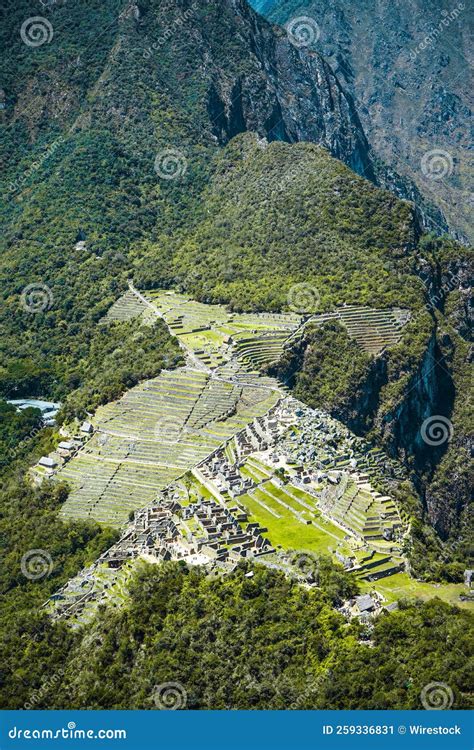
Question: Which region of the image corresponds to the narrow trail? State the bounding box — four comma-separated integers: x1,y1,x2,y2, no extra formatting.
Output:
128,281,211,373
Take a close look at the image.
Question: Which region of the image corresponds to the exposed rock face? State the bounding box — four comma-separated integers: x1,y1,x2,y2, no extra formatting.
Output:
198,0,445,229
2,0,373,180
377,334,453,468
3,0,447,231
252,0,472,242
164,0,375,178
197,0,448,234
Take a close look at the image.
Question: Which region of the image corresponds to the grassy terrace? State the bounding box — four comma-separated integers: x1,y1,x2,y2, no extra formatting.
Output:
237,453,414,588
233,454,350,555
309,306,410,355
359,572,471,608
320,477,402,553
58,357,281,527
186,461,471,607
144,290,301,371
233,332,290,370
100,290,147,324
237,488,349,555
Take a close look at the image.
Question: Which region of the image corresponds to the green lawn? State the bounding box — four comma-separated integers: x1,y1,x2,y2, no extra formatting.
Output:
360,571,473,608
238,491,350,555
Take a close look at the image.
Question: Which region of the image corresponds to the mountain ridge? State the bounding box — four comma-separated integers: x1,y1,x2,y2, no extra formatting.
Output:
250,0,472,243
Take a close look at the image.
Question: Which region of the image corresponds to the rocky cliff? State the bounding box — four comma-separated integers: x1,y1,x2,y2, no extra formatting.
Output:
2,0,447,232
252,0,472,243
1,0,373,184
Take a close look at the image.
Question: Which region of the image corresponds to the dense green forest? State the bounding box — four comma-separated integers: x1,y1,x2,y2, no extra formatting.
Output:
0,412,118,709
0,400,42,468
2,554,473,710
143,136,424,313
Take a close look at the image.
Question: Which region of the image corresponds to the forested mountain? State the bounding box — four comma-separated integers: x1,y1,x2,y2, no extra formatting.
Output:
251,0,473,243
0,0,472,712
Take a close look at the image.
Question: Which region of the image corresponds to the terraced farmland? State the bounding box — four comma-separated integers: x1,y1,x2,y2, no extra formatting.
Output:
59,290,405,536
58,364,280,526
143,289,301,370
308,305,410,355
232,331,290,370
226,460,350,555
319,476,402,553
231,454,405,582
100,290,148,324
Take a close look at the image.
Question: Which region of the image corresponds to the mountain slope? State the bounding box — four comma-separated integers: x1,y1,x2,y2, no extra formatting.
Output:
251,0,473,242
0,0,380,402
0,0,471,572
137,132,472,574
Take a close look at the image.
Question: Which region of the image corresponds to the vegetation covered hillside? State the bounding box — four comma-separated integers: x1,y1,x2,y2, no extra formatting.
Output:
0,0,375,407
153,134,423,312
0,0,452,408
0,0,472,714
0,417,117,710
1,558,473,710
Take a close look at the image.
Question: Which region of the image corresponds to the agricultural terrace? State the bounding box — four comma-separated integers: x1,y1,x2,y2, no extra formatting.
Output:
307,305,410,355
58,363,280,526
143,289,302,370
195,448,405,583
54,288,460,607
100,290,149,324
